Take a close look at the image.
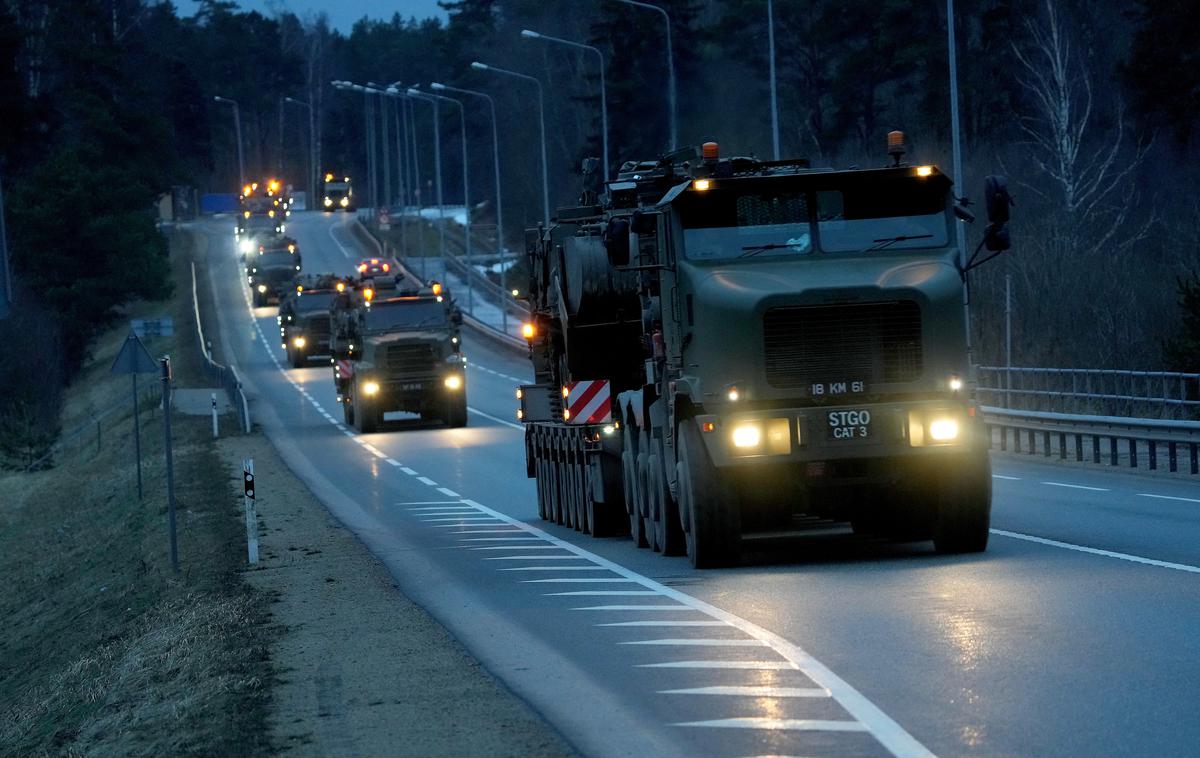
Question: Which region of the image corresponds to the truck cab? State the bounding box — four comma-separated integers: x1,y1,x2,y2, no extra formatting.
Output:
248,243,302,307
322,174,355,211
330,288,466,433
278,275,341,367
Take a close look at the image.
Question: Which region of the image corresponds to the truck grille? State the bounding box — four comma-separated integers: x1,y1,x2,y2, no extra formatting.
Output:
763,301,922,389
385,343,437,373
305,317,331,337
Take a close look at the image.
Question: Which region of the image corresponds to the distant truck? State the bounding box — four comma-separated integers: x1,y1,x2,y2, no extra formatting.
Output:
517,137,1014,567
330,283,466,433
322,173,355,211
278,274,342,367
248,241,302,307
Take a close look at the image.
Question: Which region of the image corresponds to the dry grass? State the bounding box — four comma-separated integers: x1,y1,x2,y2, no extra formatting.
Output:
0,229,269,757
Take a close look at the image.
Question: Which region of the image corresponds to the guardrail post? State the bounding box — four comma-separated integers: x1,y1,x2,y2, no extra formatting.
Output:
1191,443,1198,475
1013,427,1021,453
1168,441,1177,473
1059,432,1067,460
998,426,1006,451
1128,438,1137,468
1092,435,1100,463
1028,428,1036,455
1109,437,1118,466
1149,440,1157,470
1043,430,1051,457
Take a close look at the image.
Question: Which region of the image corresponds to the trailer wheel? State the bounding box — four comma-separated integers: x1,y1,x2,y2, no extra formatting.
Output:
575,441,591,534
933,451,992,554
678,421,741,568
342,395,355,426
535,454,549,520
621,422,649,547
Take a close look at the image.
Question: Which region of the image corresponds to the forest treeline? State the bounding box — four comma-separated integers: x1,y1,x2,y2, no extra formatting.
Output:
1,0,1198,459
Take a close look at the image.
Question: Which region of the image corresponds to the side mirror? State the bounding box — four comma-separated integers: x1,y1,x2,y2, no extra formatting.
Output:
604,217,631,266
985,175,1013,225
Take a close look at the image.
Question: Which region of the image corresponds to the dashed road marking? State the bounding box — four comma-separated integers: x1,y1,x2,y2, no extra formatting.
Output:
468,406,524,430
473,545,567,551
1042,481,1109,492
1138,493,1200,504
521,578,640,584
485,555,594,561
385,458,402,467
400,502,466,508
992,474,1021,480
436,487,461,497
416,476,438,485
660,685,829,698
459,537,543,542
400,467,419,475
501,566,611,572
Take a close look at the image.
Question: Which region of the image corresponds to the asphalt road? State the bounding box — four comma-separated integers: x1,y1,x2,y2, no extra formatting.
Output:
199,212,1200,757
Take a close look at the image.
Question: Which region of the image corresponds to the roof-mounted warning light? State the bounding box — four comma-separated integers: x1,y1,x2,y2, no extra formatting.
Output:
887,130,907,167
325,172,334,182
702,141,719,161
431,282,443,296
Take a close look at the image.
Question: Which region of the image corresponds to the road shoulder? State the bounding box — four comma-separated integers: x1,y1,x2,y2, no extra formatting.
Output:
218,431,576,757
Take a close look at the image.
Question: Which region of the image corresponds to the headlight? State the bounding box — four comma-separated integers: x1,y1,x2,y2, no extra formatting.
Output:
363,381,380,396
929,418,959,441
731,424,761,448
257,284,267,293
340,196,349,207
324,196,333,207
239,239,253,253
444,375,463,390
292,336,306,348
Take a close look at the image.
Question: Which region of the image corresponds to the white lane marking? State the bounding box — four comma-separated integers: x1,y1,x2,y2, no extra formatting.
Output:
408,507,479,513
991,529,1200,574
449,529,527,535
545,590,664,597
1042,481,1109,492
327,218,353,258
342,430,355,437
468,406,524,431
354,438,368,446
460,537,543,542
573,605,695,611
432,523,507,528
521,578,639,584
599,620,727,627
385,458,402,467
436,487,461,497
992,474,1021,480
472,545,567,551
456,498,932,757
367,447,387,459
466,362,527,384
1138,493,1200,504
675,718,868,732
417,476,438,485
400,467,419,475
422,517,504,523
500,566,612,572
660,685,830,698
620,638,768,647
638,660,795,670
401,502,468,508
485,555,593,561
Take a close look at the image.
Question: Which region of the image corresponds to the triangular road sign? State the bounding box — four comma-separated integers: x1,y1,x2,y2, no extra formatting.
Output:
111,332,159,374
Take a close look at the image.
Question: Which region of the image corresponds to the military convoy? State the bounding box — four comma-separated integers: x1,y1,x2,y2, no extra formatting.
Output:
517,137,1013,567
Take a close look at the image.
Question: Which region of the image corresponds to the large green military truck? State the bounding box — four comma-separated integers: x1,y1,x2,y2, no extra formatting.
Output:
247,240,302,307
278,274,342,367
518,138,1014,567
330,284,467,433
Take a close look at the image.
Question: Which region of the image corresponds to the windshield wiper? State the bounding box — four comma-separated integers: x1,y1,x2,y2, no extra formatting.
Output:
739,241,808,258
856,233,934,254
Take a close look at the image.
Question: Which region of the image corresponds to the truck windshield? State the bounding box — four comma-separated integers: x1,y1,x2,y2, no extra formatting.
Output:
258,251,294,268
243,197,274,213
326,183,349,197
293,292,334,311
363,300,446,332
678,178,949,260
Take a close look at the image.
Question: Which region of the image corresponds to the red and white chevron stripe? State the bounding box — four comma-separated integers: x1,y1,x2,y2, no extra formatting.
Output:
335,359,354,378
565,380,611,425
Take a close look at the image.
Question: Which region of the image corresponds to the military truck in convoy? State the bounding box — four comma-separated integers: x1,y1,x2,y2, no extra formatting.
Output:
322,173,355,211
330,281,467,433
278,274,342,367
518,136,1014,567
237,180,288,253
247,239,302,307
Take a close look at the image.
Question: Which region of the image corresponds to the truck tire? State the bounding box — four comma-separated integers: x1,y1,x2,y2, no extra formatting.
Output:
648,454,686,556
353,387,378,434
636,449,656,550
444,396,467,428
678,421,741,568
588,454,624,538
621,422,649,548
288,344,306,368
933,451,992,553
536,455,549,520
342,397,354,426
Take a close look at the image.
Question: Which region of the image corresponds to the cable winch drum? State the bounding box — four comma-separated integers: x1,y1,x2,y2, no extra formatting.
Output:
563,234,638,320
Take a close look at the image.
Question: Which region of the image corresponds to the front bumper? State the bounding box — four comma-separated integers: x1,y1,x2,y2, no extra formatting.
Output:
696,399,984,469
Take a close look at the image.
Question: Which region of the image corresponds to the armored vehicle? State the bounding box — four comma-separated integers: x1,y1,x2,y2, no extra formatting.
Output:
279,274,342,367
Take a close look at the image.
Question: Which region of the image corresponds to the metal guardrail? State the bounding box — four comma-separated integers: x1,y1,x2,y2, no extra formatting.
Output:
982,406,1200,475
191,261,251,433
978,366,1200,418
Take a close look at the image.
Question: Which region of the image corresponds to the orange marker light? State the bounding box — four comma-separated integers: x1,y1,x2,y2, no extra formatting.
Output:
382,263,389,272
357,264,367,273
701,422,716,433
702,141,719,160
431,282,443,296
363,287,375,301
522,323,536,340
336,281,346,292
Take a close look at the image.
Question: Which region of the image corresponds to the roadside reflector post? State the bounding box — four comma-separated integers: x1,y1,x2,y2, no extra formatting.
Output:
243,458,258,564
211,392,219,439
161,356,178,572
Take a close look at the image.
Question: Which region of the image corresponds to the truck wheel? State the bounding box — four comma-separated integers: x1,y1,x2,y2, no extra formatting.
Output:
621,422,649,548
342,397,354,426
636,449,659,550
288,344,306,368
535,455,548,520
444,397,467,428
933,452,992,553
648,454,686,556
678,421,741,568
353,389,378,434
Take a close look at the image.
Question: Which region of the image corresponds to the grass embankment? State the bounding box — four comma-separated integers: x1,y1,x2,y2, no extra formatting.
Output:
0,228,270,756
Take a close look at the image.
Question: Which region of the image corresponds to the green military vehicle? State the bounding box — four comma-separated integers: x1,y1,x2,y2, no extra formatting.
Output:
518,137,1014,567
247,239,302,307
278,274,342,367
330,283,467,433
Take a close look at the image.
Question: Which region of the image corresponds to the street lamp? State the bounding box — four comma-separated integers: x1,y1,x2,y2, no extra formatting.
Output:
333,81,377,212
471,61,550,227
213,95,245,186
611,0,675,150
404,88,447,281
520,29,610,180
417,87,473,312
431,81,509,330
368,82,391,209
767,0,779,160
284,97,316,208
947,0,971,360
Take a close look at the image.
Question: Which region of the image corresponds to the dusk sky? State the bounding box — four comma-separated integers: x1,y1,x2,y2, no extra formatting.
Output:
177,0,448,32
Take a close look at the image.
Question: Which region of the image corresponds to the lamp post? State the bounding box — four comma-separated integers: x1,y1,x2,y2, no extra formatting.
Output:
284,97,315,207
471,61,549,227
405,88,446,282
387,81,408,253
368,82,391,209
947,0,971,361
612,0,675,150
520,29,609,180
415,87,473,312
213,96,245,186
432,81,508,330
767,0,779,160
